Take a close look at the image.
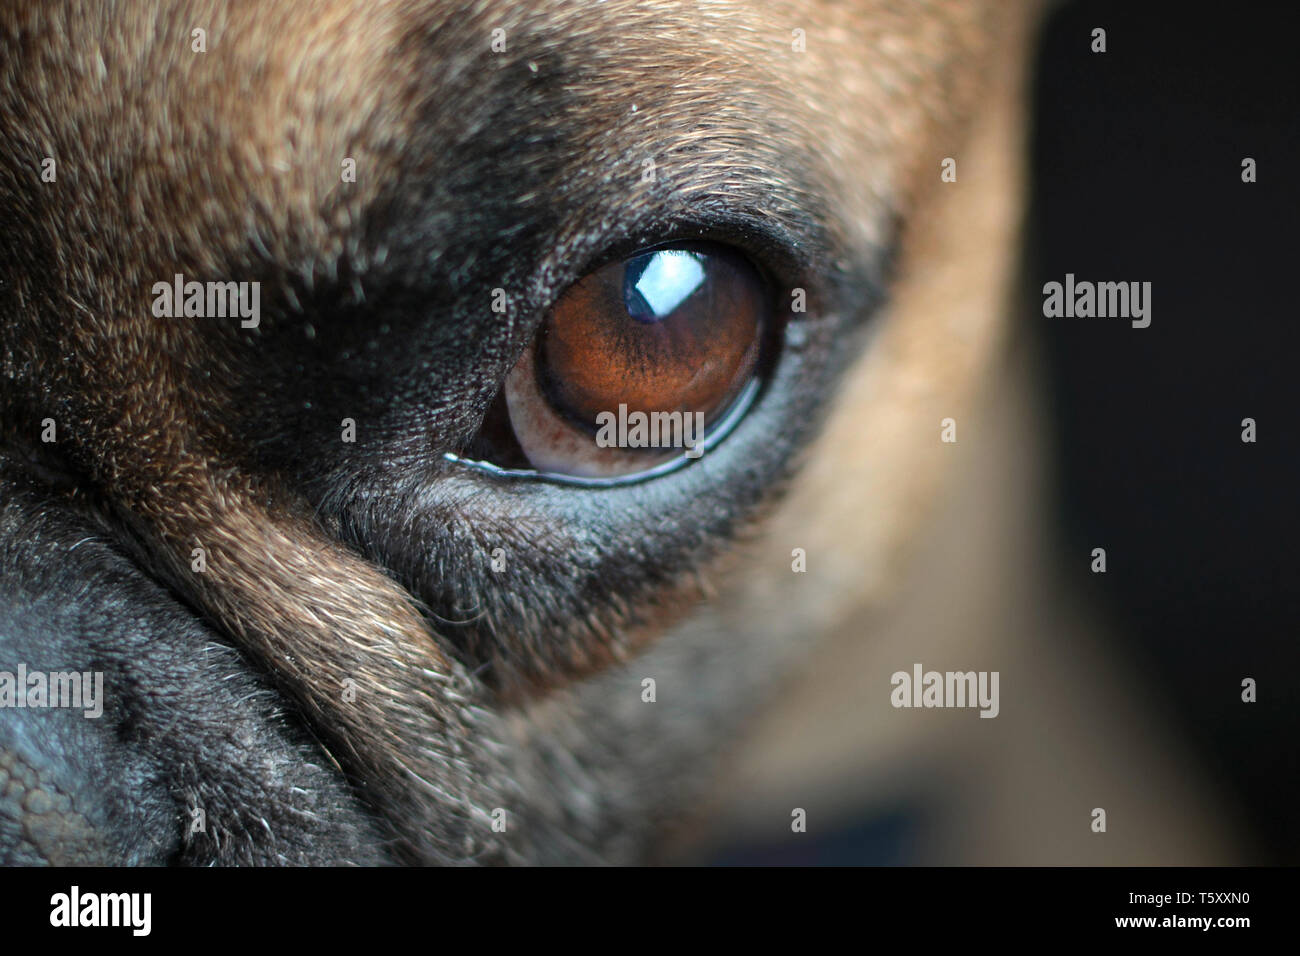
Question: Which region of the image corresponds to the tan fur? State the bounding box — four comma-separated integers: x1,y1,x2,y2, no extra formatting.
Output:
1,0,1043,862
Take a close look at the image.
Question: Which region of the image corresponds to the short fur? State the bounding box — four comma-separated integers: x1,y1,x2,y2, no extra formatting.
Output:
0,0,1039,863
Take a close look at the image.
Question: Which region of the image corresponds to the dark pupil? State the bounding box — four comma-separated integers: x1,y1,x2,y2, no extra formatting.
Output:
623,249,709,323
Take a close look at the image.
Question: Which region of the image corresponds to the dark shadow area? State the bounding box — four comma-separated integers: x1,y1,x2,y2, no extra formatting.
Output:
1029,0,1299,861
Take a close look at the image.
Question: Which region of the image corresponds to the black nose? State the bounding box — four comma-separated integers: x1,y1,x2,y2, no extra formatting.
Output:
0,452,386,865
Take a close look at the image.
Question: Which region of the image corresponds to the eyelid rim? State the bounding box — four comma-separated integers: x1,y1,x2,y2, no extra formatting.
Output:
443,374,762,488
557,208,824,314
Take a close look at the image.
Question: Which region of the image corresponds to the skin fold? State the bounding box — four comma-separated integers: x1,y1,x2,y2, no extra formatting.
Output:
0,0,1042,864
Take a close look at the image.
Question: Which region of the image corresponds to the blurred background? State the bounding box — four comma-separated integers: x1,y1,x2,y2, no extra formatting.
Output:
691,0,1299,865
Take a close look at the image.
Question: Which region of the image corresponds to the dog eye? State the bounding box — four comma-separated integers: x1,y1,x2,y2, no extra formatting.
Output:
462,242,772,482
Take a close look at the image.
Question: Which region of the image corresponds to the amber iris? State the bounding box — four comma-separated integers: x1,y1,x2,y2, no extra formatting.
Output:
537,244,766,435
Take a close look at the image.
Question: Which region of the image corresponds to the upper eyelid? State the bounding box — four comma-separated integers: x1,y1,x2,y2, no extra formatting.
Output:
530,203,829,318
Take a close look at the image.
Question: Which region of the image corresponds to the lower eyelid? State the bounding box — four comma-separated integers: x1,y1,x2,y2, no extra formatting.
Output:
506,342,715,479
445,374,763,489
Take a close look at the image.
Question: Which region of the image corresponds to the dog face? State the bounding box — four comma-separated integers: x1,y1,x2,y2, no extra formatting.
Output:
0,0,1039,864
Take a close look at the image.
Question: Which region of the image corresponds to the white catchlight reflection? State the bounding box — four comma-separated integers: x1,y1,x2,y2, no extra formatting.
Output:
632,251,706,318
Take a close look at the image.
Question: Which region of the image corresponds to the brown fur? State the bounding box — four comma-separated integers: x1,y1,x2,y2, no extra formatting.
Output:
0,0,1042,863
